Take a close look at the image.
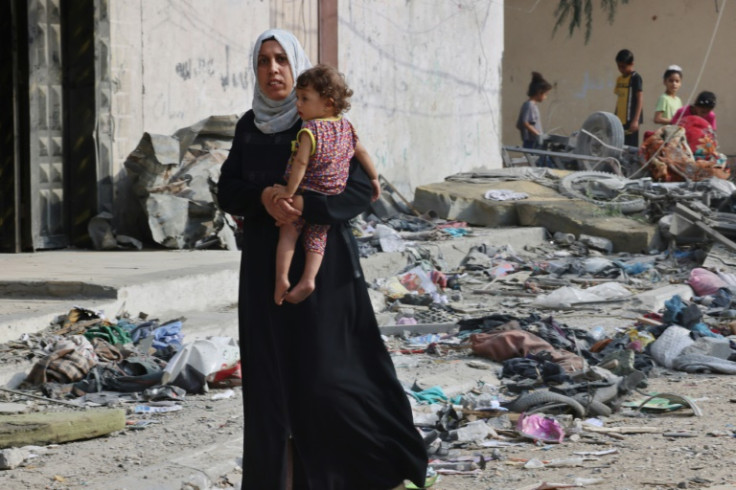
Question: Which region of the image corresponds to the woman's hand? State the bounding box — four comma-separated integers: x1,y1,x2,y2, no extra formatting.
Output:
370,178,381,202
271,186,293,202
261,185,301,225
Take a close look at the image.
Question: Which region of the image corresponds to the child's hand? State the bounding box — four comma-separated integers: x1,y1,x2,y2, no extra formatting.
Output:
271,184,293,203
370,179,381,202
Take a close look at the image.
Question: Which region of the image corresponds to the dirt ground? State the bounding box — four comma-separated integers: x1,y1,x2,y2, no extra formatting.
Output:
2,348,736,490
2,241,736,489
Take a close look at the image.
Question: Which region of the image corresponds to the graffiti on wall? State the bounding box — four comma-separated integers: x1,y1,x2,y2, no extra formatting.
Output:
174,45,250,92
175,58,215,81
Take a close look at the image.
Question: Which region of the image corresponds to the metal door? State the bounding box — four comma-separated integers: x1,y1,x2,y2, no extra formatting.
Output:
27,0,67,249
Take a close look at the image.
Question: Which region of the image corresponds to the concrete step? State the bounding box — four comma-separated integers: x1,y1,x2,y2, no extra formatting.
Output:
0,227,548,388
0,250,240,344
413,174,660,253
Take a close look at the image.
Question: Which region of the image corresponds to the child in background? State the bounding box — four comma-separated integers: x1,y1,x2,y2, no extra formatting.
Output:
672,90,717,130
516,72,553,149
613,49,643,147
271,64,380,305
653,65,683,125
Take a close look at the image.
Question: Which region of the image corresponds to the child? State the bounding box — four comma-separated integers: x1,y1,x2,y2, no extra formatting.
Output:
613,49,643,147
271,64,381,305
671,90,717,130
516,72,553,149
653,65,683,125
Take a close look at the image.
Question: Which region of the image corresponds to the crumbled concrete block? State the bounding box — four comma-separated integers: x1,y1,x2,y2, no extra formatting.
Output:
0,448,27,470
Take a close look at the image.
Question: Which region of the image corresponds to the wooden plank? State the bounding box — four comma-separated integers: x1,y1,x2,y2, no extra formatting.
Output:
0,409,125,448
674,203,736,252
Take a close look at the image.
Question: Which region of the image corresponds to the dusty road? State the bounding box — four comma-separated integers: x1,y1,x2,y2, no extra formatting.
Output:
2,348,736,490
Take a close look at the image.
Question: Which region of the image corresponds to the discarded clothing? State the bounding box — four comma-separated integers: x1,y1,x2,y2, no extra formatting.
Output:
408,386,449,404
501,357,569,384
22,336,98,386
153,321,184,351
470,329,585,373
672,354,736,374
84,324,132,346
662,295,702,329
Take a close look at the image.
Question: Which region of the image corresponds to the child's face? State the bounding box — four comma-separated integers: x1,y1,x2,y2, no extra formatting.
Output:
616,62,634,76
295,86,333,121
534,91,549,103
692,105,711,118
664,73,682,95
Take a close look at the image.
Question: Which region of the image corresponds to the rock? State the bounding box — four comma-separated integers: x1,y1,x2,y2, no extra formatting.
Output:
0,448,27,470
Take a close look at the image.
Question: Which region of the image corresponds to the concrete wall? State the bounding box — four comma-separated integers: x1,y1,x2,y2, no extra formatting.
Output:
103,0,268,216
103,0,504,215
338,1,504,197
139,3,262,134
504,0,734,156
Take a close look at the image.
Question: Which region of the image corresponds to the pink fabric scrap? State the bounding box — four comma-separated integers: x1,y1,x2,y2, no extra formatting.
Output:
516,413,565,444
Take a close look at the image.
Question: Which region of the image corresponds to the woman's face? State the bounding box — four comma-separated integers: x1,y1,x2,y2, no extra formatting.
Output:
257,40,294,101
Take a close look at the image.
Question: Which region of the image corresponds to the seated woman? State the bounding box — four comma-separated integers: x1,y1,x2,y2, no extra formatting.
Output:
671,90,717,130
676,114,724,166
640,114,728,182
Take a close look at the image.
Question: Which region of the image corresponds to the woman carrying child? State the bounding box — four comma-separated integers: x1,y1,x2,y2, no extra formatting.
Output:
217,29,429,489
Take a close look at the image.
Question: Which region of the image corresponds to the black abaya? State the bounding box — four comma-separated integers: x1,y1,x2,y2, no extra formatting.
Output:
217,111,428,489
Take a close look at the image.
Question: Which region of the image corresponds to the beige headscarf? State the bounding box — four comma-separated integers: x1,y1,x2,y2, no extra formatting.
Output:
251,29,312,134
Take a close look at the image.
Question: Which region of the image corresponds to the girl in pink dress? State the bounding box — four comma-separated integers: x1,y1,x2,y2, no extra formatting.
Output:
271,64,381,305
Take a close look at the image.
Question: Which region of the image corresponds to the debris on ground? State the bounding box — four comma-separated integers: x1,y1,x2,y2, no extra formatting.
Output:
5,168,736,488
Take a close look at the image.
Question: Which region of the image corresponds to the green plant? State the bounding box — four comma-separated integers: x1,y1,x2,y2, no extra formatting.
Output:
553,0,630,44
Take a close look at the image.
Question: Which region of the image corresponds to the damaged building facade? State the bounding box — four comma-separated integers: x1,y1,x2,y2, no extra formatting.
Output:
0,0,503,253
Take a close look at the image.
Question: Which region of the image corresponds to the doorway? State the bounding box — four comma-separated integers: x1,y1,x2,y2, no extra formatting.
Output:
0,0,97,252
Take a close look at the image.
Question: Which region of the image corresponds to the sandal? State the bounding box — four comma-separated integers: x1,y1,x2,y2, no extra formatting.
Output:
405,467,438,489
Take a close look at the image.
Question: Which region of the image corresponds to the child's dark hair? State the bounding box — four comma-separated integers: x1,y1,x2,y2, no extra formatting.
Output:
615,49,634,64
296,64,353,114
527,72,552,97
663,64,682,80
694,90,716,109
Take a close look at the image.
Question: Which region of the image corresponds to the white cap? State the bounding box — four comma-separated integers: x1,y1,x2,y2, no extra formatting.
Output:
667,64,682,72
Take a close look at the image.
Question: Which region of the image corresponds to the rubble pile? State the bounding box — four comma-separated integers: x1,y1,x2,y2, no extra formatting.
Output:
362,215,736,483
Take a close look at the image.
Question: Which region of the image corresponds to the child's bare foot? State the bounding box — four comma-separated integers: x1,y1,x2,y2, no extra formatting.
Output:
284,279,315,304
274,277,290,305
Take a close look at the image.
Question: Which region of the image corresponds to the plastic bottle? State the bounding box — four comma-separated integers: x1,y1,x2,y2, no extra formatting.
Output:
589,325,606,341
